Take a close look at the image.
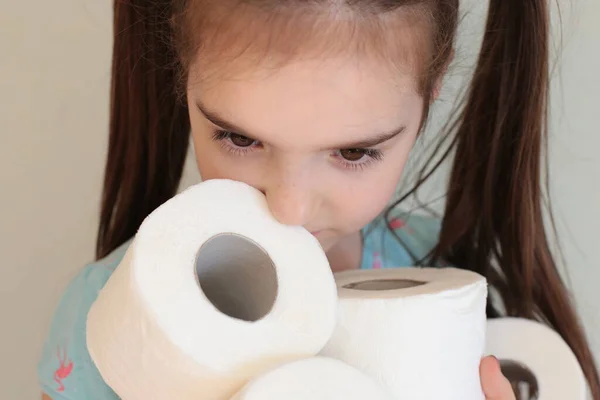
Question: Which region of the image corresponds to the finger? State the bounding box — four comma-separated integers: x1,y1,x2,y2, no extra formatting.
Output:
480,356,516,400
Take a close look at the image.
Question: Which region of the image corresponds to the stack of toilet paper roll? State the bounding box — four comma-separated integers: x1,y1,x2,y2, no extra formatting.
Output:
86,179,488,400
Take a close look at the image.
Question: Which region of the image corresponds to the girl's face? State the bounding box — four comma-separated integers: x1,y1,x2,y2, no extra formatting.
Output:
186,56,425,251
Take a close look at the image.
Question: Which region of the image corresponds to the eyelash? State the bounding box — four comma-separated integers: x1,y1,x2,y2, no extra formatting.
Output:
211,130,384,171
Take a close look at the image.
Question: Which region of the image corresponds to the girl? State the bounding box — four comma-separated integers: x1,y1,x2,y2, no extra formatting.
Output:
38,0,600,399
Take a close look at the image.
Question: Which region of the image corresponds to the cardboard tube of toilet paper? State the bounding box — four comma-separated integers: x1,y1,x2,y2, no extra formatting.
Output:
486,317,587,400
86,179,338,400
231,356,392,400
319,267,488,400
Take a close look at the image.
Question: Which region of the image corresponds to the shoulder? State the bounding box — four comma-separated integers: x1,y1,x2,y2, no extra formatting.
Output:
360,208,442,269
37,240,130,399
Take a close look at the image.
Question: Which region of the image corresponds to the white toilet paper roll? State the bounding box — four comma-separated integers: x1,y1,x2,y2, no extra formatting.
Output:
231,356,392,400
485,317,587,400
86,179,338,400
320,267,488,400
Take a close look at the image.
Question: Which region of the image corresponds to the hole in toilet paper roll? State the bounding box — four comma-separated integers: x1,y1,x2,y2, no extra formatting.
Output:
195,233,278,322
499,359,539,400
342,279,426,291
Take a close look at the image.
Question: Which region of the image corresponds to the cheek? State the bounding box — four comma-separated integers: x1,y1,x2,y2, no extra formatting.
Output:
189,115,240,181
190,126,220,179
334,170,401,232
193,143,223,181
332,139,415,232
191,126,264,186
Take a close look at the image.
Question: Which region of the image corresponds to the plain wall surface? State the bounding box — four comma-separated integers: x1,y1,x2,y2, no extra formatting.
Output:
1,0,598,398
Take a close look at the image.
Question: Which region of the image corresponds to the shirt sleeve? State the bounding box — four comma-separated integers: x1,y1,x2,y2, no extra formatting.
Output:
37,262,121,400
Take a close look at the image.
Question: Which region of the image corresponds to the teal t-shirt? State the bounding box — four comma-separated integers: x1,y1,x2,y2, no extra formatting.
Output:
37,209,441,399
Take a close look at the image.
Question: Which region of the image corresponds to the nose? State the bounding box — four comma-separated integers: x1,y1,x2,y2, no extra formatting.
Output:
265,179,317,227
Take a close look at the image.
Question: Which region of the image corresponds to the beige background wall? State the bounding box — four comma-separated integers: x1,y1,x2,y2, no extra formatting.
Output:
1,0,598,398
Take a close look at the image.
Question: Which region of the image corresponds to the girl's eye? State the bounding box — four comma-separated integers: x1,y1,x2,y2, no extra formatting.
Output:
213,129,383,171
229,133,256,148
339,148,368,162
334,148,384,171
212,130,260,155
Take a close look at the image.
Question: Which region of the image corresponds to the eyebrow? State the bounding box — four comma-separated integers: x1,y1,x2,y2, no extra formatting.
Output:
196,101,406,149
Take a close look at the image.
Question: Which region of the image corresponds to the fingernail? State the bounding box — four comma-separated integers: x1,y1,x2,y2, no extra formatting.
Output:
488,355,500,368
491,356,502,373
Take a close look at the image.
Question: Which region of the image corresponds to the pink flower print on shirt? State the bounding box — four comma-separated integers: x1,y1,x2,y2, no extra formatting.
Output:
389,218,414,234
54,346,73,392
389,218,406,229
372,252,382,269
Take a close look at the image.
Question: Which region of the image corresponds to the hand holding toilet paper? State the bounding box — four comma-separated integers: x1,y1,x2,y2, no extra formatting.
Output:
86,179,490,400
486,317,587,400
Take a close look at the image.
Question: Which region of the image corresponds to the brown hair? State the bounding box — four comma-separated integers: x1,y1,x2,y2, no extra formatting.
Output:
97,0,190,257
99,1,599,397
